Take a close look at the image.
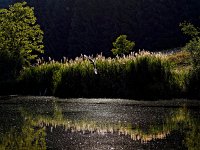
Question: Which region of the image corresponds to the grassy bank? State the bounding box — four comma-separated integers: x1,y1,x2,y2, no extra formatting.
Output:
16,51,184,99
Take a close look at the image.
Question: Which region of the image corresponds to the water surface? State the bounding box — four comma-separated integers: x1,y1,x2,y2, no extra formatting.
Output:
0,96,200,150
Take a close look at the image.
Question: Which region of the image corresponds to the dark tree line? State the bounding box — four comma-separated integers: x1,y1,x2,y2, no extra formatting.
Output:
1,0,200,58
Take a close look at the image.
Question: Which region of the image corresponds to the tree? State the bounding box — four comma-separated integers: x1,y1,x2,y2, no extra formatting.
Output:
180,22,200,68
111,35,135,56
180,22,200,98
0,2,44,80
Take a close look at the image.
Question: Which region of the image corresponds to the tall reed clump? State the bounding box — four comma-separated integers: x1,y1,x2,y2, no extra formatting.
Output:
54,56,129,98
18,51,182,99
18,62,62,95
126,56,180,99
54,52,181,99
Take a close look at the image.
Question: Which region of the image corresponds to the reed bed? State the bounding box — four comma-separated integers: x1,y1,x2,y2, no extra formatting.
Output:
18,51,183,99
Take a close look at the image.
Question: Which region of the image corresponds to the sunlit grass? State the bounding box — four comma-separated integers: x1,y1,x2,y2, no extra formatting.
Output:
165,50,192,72
18,51,183,99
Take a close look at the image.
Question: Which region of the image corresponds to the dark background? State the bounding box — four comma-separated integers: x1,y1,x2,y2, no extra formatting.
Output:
1,0,200,58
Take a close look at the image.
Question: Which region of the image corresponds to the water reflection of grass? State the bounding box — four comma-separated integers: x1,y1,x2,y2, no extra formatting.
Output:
0,104,199,149
0,109,46,150
38,115,170,143
36,104,200,146
149,106,200,149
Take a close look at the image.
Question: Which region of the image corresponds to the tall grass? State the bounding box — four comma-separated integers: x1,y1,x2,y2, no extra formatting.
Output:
18,51,183,99
18,62,62,95
165,50,200,99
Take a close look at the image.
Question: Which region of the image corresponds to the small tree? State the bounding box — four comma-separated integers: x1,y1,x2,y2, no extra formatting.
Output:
0,2,44,79
180,22,200,68
111,35,135,56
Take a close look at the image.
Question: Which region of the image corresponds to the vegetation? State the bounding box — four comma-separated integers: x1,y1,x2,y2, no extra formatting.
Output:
17,52,182,99
180,22,200,68
111,35,135,56
166,50,191,72
18,62,61,96
0,2,200,99
0,2,44,81
180,22,200,99
16,47,200,99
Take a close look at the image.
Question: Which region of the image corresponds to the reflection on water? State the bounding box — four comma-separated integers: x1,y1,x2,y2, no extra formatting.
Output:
0,109,46,150
0,99,200,149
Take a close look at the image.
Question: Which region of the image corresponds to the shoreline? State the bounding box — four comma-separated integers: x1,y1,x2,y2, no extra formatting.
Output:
0,95,200,107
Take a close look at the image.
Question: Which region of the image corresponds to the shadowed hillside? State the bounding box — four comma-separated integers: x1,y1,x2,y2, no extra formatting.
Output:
1,0,200,58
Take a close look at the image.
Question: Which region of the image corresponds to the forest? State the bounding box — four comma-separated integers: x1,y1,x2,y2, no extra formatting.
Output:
1,0,200,58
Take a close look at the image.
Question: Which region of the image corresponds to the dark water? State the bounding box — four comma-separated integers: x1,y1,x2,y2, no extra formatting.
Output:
0,96,200,150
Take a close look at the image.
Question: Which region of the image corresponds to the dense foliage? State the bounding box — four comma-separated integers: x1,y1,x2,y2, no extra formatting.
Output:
111,35,135,56
17,53,182,99
0,2,44,80
1,0,200,58
180,22,200,68
180,22,200,99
